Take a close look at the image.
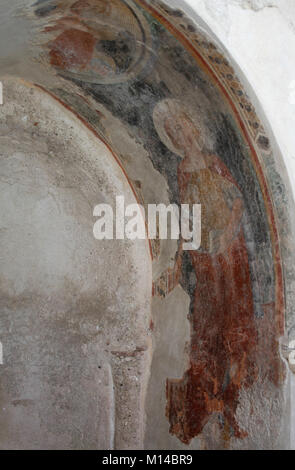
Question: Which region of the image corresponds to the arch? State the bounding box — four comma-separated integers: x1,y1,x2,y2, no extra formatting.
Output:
0,77,152,449
0,0,294,450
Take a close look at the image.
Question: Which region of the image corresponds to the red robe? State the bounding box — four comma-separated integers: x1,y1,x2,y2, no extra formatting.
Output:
166,155,258,443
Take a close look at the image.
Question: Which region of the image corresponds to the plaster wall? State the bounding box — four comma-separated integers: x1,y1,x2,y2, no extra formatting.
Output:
0,0,294,450
166,0,295,449
0,78,152,449
181,0,295,204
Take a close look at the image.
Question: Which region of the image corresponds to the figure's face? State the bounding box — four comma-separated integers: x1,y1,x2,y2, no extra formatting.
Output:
164,113,201,155
71,0,111,16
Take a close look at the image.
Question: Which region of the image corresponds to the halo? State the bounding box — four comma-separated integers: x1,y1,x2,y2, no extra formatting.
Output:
47,0,154,85
153,98,213,157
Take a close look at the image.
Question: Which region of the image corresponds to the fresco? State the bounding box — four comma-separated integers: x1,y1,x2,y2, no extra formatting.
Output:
39,0,154,84
152,98,259,442
27,0,288,448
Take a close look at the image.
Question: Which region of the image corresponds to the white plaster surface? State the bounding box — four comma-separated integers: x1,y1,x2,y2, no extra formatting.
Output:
176,0,295,450
0,78,152,449
0,0,295,449
179,0,295,203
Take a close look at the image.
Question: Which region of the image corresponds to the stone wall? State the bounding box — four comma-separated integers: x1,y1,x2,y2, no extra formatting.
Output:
0,0,294,450
180,0,295,449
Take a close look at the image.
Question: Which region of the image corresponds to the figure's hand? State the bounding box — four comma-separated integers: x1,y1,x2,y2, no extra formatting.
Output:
153,242,183,297
152,271,168,298
152,268,174,298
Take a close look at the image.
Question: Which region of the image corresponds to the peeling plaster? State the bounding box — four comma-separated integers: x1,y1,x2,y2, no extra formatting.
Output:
0,0,294,450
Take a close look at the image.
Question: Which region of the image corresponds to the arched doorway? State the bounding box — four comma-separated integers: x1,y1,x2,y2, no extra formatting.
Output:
0,0,294,450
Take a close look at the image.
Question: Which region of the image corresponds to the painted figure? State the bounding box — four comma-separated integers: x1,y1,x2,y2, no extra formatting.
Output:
153,99,259,443
44,0,152,84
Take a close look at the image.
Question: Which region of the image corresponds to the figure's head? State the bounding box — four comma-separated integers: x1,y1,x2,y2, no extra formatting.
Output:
163,111,202,155
71,0,111,16
153,99,206,158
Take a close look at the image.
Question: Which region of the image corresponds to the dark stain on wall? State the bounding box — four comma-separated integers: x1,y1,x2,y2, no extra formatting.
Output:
33,0,285,446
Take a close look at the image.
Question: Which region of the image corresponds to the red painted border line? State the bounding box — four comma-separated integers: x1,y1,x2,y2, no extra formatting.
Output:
136,0,285,334
34,83,154,261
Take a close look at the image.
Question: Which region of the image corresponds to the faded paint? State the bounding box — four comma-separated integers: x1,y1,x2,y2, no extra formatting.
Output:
0,0,293,450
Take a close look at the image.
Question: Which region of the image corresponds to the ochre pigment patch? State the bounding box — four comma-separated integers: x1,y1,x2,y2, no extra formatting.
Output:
165,157,259,443
14,0,288,449
49,28,96,71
